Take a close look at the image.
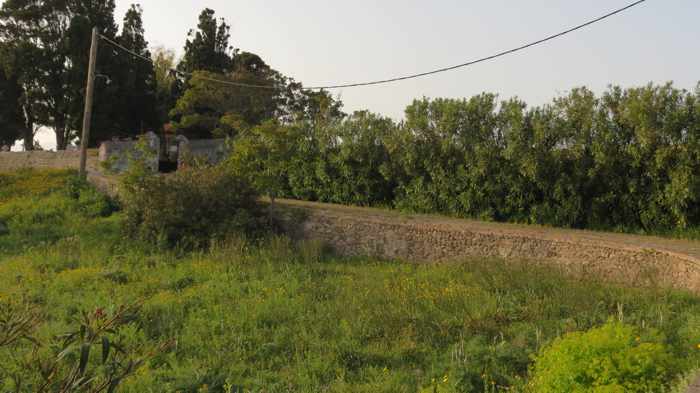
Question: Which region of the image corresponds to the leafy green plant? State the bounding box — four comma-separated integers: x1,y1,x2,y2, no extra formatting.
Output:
0,302,172,393
226,120,295,203
223,82,700,238
0,170,116,254
121,164,270,248
2,169,700,392
0,301,41,348
529,321,681,393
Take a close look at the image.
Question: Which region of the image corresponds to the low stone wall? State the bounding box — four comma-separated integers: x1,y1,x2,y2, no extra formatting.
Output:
178,139,227,168
277,199,700,293
0,150,99,172
99,132,159,174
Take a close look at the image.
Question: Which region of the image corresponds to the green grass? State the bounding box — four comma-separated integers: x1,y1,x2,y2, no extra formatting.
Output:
1,170,700,392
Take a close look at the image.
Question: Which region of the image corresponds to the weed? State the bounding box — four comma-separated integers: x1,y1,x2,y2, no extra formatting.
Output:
1,170,699,392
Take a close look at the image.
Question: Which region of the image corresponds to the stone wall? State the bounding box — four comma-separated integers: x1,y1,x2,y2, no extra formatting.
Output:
178,139,227,168
276,199,700,294
96,134,227,172
98,132,159,174
0,150,99,172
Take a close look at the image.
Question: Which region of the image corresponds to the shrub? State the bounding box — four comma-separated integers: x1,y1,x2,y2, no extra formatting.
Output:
530,321,681,393
218,83,700,237
64,175,116,218
0,301,172,392
121,165,269,248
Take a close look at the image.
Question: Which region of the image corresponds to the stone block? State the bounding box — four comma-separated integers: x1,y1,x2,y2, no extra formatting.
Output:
98,132,159,174
178,138,227,168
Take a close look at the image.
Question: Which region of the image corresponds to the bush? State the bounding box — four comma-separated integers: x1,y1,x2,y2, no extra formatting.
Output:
530,321,681,393
64,175,116,218
0,301,172,392
121,166,269,247
223,83,700,237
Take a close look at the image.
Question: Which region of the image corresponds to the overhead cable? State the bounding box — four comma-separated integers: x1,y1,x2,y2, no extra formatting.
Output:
101,0,647,91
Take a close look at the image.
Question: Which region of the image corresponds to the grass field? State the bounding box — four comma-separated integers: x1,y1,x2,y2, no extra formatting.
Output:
1,169,700,392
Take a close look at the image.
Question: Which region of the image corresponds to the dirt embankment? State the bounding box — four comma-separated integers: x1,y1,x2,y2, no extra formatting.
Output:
276,199,700,294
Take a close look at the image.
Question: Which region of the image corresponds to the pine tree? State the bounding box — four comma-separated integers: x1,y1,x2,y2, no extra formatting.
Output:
178,8,234,75
64,0,120,148
112,4,157,138
0,1,43,150
0,0,121,149
0,60,24,148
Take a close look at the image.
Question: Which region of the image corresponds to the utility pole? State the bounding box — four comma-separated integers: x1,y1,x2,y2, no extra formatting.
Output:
79,27,99,178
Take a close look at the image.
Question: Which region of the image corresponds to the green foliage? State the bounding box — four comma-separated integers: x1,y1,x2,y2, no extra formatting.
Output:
530,321,680,393
670,370,700,393
226,120,296,201
0,0,159,149
172,9,347,140
0,169,116,254
0,301,41,348
170,59,342,140
177,8,234,75
0,17,39,149
170,69,280,139
152,47,179,126
229,111,393,206
2,170,700,392
231,82,700,237
120,165,267,248
0,50,24,147
0,300,171,392
110,4,158,138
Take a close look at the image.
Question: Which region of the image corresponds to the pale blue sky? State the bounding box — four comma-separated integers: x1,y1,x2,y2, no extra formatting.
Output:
30,0,700,149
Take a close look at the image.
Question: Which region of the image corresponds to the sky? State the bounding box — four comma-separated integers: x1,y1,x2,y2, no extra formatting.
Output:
27,0,700,150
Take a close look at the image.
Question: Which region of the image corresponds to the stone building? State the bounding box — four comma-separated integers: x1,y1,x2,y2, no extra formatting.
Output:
98,132,228,174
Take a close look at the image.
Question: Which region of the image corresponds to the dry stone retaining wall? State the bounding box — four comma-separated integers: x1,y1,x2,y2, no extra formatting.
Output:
278,199,700,293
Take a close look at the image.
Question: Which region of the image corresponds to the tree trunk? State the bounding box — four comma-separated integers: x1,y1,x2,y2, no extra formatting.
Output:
55,122,67,150
21,106,35,151
22,128,33,151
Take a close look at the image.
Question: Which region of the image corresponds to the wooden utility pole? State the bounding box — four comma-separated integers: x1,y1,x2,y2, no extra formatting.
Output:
79,27,99,178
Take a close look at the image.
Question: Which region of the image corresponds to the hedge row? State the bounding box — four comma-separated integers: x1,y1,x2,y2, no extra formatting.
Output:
228,83,700,234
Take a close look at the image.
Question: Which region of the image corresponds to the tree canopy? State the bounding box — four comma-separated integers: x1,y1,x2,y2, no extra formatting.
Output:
227,82,700,234
0,51,24,147
177,8,233,75
0,4,345,148
0,0,159,149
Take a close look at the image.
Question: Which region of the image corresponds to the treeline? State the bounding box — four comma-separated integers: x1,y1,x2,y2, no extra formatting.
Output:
229,83,700,233
0,2,330,149
0,2,156,149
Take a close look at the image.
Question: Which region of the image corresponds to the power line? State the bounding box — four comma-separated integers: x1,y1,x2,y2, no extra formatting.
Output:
99,34,153,65
101,0,647,91
99,34,280,90
305,0,647,89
